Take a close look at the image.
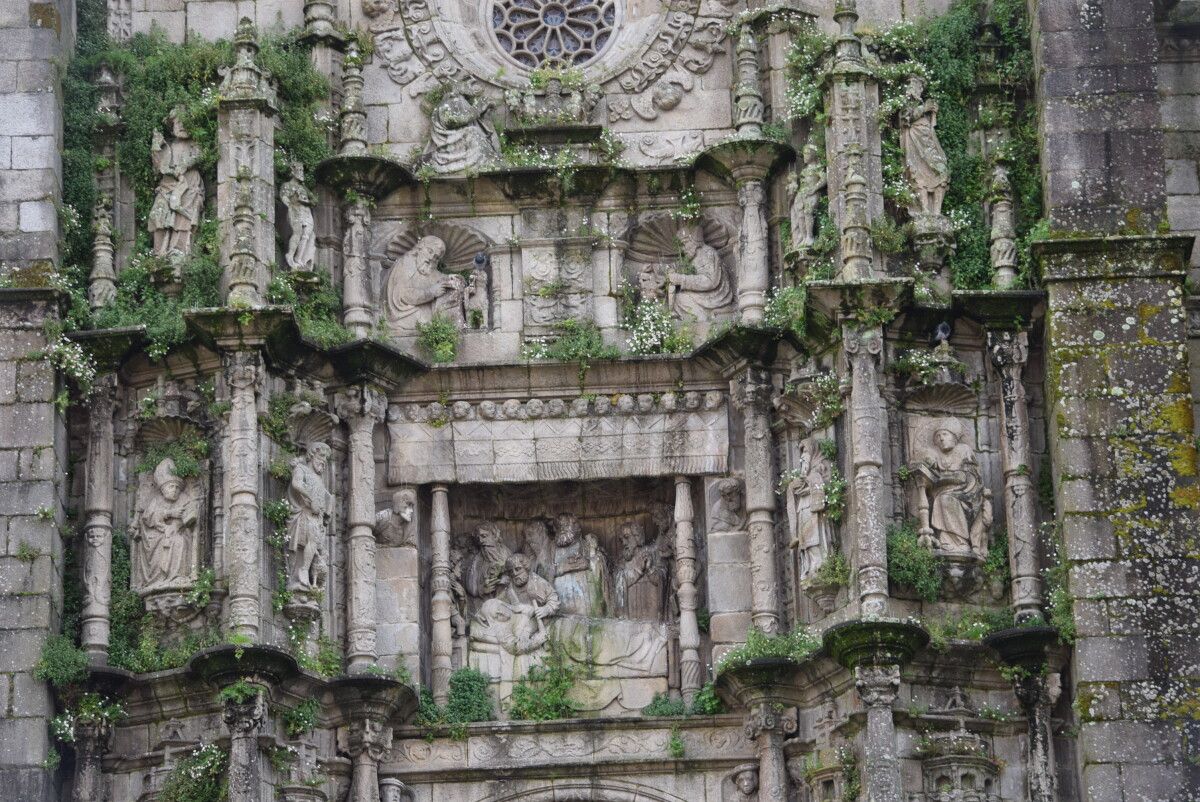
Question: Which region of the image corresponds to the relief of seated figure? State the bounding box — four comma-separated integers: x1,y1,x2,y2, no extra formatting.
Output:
551,512,610,618
909,418,992,558
472,553,561,656
384,235,466,334
667,225,735,321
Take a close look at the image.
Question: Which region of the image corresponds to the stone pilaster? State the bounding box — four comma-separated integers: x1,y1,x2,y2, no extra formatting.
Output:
673,476,701,704
81,374,117,663
429,484,453,705
336,385,387,672
218,18,277,305
987,329,1042,621
224,351,263,640
737,367,780,633
224,689,268,802
855,664,901,802
71,719,113,802
1039,235,1200,799
1013,672,1059,802
743,705,795,802
843,323,888,616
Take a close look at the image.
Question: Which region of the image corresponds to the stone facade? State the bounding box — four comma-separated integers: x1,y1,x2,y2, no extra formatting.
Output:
0,0,1198,801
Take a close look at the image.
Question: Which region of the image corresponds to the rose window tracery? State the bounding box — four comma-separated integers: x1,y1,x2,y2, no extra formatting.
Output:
490,0,618,68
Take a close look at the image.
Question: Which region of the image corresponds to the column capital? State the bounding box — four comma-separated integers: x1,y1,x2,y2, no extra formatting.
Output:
854,664,900,709
334,384,387,423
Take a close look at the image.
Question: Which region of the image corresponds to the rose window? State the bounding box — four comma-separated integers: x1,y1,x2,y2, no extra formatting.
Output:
491,0,618,68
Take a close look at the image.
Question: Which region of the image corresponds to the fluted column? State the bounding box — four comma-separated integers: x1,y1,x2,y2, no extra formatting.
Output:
744,705,795,802
844,323,889,617
81,374,116,663
988,330,1043,622
224,689,267,802
430,484,453,705
673,476,701,704
224,351,262,639
736,180,769,324
738,367,780,633
72,718,113,802
337,385,387,672
855,664,902,802
1014,672,1060,802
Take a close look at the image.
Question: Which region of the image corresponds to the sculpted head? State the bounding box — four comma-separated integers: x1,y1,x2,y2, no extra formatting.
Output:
154,458,183,502
733,765,759,796
307,442,331,474
414,236,446,271
677,225,703,256
507,553,531,587
620,521,646,560
393,487,416,522
554,512,581,547
475,522,503,549
933,419,963,453
718,478,743,512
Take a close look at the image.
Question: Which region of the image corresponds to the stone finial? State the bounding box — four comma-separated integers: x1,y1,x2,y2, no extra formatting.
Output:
832,0,865,69
220,18,275,105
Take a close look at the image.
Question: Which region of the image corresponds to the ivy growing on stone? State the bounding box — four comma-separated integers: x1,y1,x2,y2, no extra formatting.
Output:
508,641,580,721
885,520,942,603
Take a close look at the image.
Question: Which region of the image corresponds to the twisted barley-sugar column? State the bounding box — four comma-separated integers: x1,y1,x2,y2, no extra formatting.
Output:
430,484,453,705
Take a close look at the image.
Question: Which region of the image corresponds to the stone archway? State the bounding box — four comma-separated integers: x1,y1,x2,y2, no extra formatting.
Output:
475,780,694,802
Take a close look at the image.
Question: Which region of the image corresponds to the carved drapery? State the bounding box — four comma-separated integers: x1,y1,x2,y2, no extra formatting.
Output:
430,484,453,705
855,664,902,802
82,375,117,663
738,368,780,633
338,386,388,672
673,476,702,704
988,330,1042,621
743,705,796,802
225,352,262,638
224,689,268,802
844,323,889,616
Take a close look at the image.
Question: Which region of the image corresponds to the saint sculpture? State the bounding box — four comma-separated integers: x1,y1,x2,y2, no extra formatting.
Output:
148,108,204,261
910,419,992,557
131,457,201,594
287,442,332,592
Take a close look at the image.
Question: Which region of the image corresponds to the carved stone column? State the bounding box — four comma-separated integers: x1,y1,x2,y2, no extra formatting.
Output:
337,385,387,672
673,476,702,704
429,484,453,705
338,41,367,158
72,718,114,802
217,18,277,305
840,147,873,280
341,194,373,337
347,717,392,802
988,330,1042,621
224,688,268,802
736,179,769,324
1014,672,1059,802
733,26,765,138
844,323,889,616
89,196,116,311
738,368,780,633
224,351,262,639
855,664,902,802
81,374,117,663
743,705,796,802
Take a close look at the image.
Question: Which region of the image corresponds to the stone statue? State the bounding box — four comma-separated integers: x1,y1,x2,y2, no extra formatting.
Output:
788,142,826,251
376,487,417,547
426,84,501,174
131,458,201,593
521,519,555,582
384,235,467,333
709,478,746,532
465,521,511,600
909,419,992,557
279,161,316,273
900,75,949,218
732,763,759,799
989,163,1018,286
287,442,332,592
788,437,835,582
449,545,468,639
552,512,610,618
473,553,561,655
668,225,735,321
148,107,204,260
613,521,665,620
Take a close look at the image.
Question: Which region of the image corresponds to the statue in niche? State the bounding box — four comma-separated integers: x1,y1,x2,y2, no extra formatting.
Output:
552,512,610,618
473,553,561,655
131,458,201,593
900,75,950,219
279,161,316,273
788,437,836,582
613,521,665,621
148,107,204,260
426,83,501,174
464,521,511,600
668,225,735,320
449,545,468,641
909,419,992,558
384,235,467,333
732,764,759,800
521,519,555,582
709,478,746,532
376,487,417,547
287,442,332,592
788,141,826,251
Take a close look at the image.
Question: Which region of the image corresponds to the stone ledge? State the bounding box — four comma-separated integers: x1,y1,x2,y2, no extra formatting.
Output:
1035,234,1193,282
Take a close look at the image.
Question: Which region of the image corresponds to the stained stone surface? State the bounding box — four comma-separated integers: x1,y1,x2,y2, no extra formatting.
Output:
1,0,1200,801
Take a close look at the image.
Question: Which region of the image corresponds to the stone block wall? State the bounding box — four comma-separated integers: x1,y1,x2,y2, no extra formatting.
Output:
0,292,67,802
1041,236,1200,801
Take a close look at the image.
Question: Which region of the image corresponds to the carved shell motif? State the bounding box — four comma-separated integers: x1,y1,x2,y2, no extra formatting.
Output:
373,221,491,273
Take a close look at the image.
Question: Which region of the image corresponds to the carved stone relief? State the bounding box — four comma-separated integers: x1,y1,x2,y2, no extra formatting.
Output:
148,107,204,263
623,212,737,324
286,442,333,595
130,457,202,596
424,83,501,174
377,221,492,335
